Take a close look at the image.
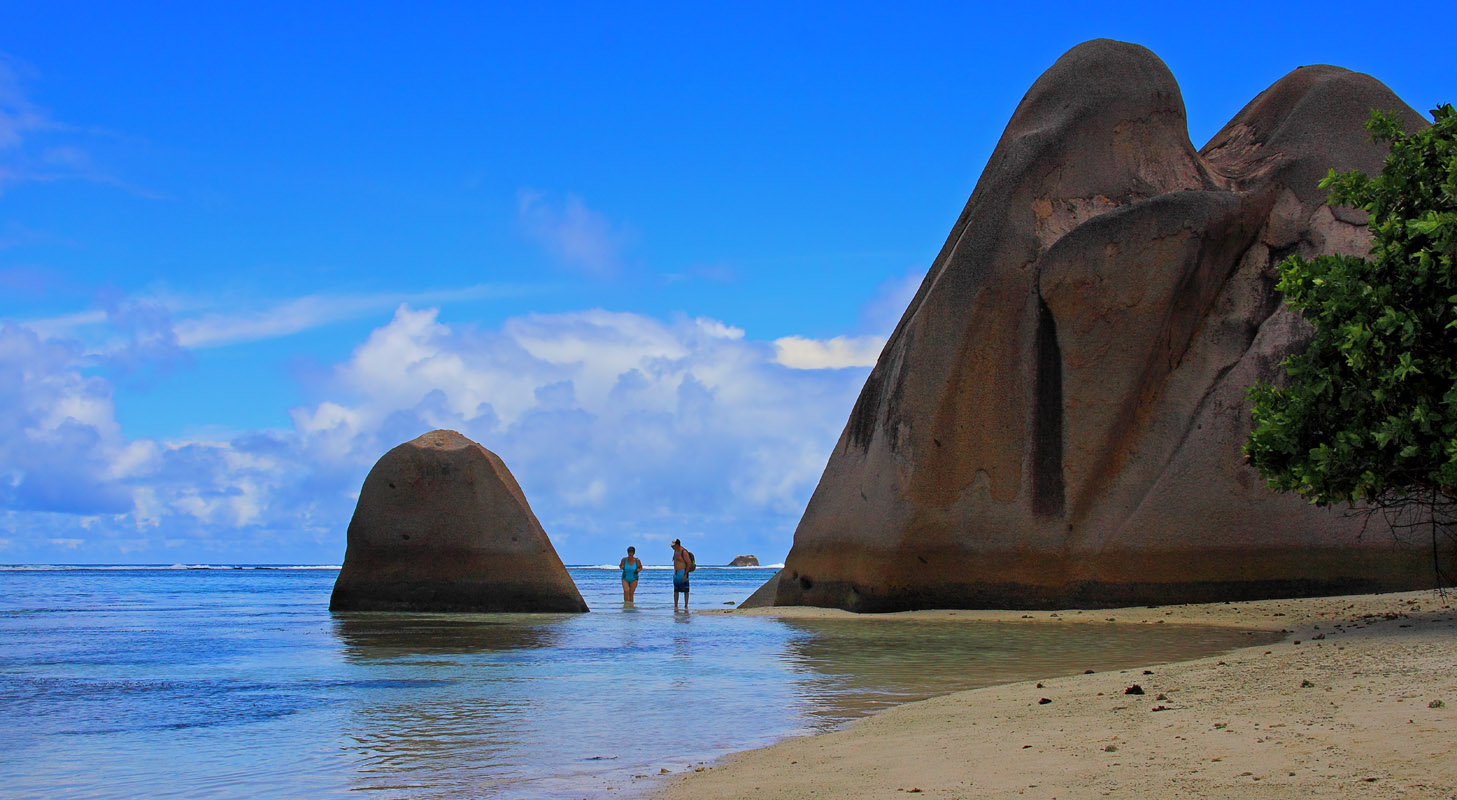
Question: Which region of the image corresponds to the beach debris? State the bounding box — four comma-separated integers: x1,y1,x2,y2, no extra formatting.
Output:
1300,679,1316,688
1084,669,1095,674
1430,699,1445,708
1312,633,1326,640
1038,697,1053,704
1142,670,1154,675
1124,684,1145,695
1036,682,1044,688
1156,693,1168,701
1151,705,1171,711
1104,744,1119,752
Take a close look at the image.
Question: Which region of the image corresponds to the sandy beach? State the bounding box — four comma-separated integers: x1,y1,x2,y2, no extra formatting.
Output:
658,590,1457,799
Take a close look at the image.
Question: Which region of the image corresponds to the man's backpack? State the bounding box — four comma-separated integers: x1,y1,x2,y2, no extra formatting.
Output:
686,550,696,573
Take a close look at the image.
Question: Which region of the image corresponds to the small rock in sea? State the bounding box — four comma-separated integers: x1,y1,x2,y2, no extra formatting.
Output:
1430,699,1446,709
1038,698,1053,705
723,601,735,605
1124,685,1144,695
660,768,669,774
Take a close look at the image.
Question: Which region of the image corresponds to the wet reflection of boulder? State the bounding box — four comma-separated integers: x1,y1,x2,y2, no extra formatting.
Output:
773,618,1276,726
331,614,565,662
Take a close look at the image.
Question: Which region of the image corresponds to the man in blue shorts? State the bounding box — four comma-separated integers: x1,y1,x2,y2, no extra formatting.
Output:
671,539,692,609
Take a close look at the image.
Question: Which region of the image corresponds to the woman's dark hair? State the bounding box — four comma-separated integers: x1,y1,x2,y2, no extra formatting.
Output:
627,546,635,554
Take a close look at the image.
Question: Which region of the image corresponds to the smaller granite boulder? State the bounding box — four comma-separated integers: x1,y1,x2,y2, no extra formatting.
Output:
330,430,588,613
728,555,760,567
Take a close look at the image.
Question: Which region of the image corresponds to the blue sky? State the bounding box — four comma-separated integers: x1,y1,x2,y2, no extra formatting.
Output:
2,1,1453,565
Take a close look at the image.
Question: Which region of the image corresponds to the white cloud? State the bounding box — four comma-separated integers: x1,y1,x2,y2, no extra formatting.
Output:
172,284,526,348
0,60,55,152
0,303,874,564
26,285,527,352
517,190,632,275
772,334,886,369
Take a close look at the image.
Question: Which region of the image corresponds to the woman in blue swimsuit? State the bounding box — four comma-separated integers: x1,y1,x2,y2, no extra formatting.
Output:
619,546,642,602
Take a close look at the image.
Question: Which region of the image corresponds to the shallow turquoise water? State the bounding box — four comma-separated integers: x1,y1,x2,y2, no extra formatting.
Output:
0,565,1273,798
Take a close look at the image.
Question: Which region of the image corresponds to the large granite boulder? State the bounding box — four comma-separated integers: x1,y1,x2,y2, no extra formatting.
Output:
330,430,588,612
773,39,1441,612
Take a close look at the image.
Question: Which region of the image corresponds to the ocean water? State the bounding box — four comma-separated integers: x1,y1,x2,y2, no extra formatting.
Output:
0,565,1275,799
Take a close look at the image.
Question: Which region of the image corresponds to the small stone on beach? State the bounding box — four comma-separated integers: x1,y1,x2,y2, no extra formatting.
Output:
1038,698,1052,705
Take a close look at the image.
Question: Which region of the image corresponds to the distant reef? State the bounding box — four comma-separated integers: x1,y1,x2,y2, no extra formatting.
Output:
770,39,1438,612
729,555,760,567
330,430,588,613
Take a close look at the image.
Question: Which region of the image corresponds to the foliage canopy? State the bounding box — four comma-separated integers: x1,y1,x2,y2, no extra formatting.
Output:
1245,104,1457,511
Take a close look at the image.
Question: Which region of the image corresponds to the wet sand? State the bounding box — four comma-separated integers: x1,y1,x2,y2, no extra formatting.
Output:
657,590,1457,799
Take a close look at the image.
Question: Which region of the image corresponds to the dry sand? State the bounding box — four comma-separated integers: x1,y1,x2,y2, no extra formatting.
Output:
656,590,1457,799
